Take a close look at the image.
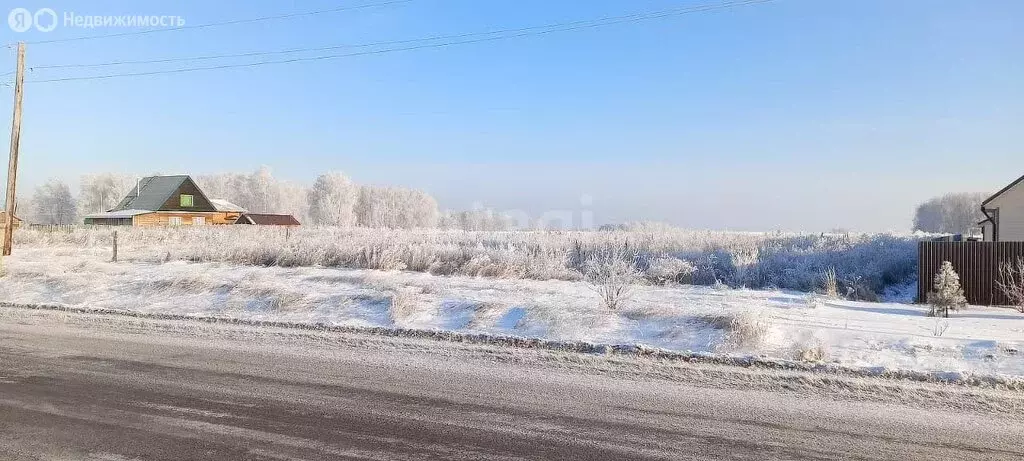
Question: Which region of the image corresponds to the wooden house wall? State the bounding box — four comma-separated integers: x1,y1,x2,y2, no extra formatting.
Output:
132,212,240,227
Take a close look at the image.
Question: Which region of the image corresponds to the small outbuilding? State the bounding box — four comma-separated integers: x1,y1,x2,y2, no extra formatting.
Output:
235,213,301,226
0,211,22,230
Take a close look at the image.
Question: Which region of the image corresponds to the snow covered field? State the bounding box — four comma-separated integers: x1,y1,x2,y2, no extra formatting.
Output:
3,246,1023,379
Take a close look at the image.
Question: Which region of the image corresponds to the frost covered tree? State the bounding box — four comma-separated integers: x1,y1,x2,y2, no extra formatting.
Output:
78,173,135,214
356,185,439,229
194,173,238,204
912,193,988,234
276,181,310,225
197,168,276,213
246,166,279,213
439,209,515,231
307,172,359,227
29,179,77,225
196,167,309,222
927,261,967,317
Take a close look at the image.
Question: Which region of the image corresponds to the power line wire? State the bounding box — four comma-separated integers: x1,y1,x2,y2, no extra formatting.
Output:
28,0,773,84
23,0,413,46
30,0,764,71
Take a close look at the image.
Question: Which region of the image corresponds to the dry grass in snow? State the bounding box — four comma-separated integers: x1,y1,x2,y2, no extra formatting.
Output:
15,226,923,298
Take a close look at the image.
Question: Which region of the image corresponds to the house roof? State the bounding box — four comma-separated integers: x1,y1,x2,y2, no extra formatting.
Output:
210,199,246,213
84,209,152,219
112,175,211,212
982,173,1024,207
239,213,301,226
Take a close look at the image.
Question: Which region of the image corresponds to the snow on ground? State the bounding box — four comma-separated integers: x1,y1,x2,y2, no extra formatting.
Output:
3,247,1023,378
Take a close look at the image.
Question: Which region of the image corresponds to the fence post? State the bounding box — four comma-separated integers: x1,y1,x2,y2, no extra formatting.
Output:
112,231,118,263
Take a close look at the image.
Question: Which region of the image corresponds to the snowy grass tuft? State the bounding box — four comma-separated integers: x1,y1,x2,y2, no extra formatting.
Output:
794,337,829,362
696,310,773,350
387,288,420,325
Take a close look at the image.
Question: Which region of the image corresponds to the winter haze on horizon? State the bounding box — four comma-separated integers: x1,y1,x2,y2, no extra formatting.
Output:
0,0,1021,232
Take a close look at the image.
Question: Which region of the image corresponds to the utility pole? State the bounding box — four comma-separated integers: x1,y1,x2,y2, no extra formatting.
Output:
3,42,25,257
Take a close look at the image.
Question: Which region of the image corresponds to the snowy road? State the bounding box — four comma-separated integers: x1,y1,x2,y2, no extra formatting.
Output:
1,308,1023,460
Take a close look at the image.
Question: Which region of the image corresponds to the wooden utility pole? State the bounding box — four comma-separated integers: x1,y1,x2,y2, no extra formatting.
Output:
3,42,25,257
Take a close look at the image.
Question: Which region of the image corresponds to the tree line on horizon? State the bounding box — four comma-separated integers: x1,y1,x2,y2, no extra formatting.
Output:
18,167,514,230
17,168,992,234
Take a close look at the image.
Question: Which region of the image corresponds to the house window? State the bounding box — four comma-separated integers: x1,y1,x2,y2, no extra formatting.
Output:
168,216,183,226
180,194,194,207
193,217,206,226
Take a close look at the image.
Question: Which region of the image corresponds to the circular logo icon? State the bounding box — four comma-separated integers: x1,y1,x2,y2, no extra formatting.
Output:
8,8,32,32
34,8,57,32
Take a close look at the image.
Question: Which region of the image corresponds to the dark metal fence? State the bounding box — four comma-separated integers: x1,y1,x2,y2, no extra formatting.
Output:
918,241,1024,305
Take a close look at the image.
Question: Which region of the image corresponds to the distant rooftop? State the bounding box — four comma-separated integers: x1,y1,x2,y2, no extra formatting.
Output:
238,213,301,226
210,199,246,213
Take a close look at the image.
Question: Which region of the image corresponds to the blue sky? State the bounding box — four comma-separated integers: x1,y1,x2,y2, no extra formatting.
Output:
0,0,1021,231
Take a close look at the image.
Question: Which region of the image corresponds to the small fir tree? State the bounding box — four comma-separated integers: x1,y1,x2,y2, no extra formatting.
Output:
927,261,967,318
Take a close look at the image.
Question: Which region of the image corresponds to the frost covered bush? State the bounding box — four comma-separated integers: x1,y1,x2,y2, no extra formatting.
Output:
645,257,695,285
580,254,643,311
927,261,967,317
843,276,880,302
14,226,922,296
820,266,839,298
997,257,1024,313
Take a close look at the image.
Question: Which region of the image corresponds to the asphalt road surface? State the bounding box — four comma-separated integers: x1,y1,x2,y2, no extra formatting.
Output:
1,308,1023,460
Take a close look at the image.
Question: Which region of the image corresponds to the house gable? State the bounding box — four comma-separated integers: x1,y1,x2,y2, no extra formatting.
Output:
983,173,1024,241
983,173,1024,208
157,177,216,212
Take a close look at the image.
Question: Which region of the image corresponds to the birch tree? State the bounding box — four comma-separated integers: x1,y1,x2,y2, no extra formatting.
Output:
30,179,78,225
308,172,359,227
356,185,439,229
79,173,135,214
